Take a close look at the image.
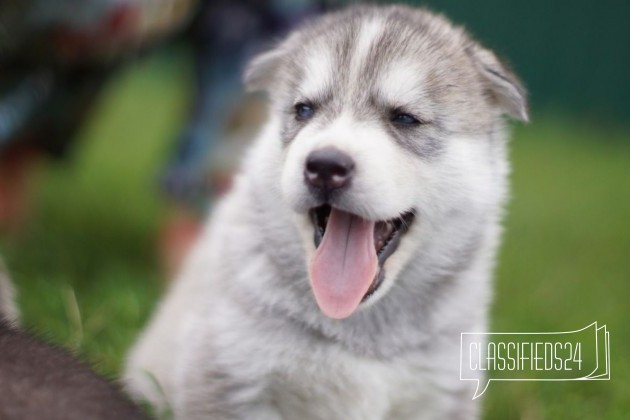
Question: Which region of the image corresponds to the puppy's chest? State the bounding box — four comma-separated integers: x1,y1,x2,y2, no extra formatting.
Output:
269,351,435,420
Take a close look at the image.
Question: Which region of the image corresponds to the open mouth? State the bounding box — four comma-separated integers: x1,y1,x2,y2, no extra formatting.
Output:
308,204,415,318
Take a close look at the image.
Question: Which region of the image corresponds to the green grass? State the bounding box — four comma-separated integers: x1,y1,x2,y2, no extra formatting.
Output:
486,119,630,418
0,48,191,377
1,49,629,418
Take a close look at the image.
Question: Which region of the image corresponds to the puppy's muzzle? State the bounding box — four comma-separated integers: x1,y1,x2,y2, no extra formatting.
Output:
304,147,355,198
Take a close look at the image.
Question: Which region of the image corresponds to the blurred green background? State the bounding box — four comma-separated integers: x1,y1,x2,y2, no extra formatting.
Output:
426,0,630,121
1,1,629,419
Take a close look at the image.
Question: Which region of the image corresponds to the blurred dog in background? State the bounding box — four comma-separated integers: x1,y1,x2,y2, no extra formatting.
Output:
0,263,147,419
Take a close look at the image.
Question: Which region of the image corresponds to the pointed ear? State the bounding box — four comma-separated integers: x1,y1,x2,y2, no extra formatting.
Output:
243,47,285,93
467,44,529,122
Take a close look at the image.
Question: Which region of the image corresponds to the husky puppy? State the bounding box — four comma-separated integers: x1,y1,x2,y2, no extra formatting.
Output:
125,5,527,419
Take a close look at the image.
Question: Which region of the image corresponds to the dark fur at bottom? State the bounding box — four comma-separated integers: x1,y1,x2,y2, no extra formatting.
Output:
0,320,147,420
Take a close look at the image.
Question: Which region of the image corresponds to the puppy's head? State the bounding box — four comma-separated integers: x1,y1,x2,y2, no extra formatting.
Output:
245,5,527,319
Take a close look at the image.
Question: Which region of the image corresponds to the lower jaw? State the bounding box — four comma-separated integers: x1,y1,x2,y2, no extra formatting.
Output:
361,266,385,303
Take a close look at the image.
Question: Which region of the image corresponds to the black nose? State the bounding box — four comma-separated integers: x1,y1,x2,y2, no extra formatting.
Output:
304,147,355,192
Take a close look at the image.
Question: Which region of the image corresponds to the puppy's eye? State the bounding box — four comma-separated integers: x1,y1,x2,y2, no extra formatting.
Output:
391,112,420,125
295,103,315,120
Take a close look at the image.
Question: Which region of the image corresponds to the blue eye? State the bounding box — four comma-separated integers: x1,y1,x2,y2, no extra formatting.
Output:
392,112,420,125
295,103,315,120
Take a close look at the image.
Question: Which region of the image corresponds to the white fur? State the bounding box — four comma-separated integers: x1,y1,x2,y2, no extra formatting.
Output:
377,59,436,121
281,112,419,219
300,50,334,98
349,18,384,81
124,6,524,419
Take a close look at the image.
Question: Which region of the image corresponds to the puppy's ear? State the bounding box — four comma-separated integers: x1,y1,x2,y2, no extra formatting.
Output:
244,47,285,93
467,44,529,122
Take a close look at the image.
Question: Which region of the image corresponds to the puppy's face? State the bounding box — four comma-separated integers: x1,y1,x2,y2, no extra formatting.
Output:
246,6,527,319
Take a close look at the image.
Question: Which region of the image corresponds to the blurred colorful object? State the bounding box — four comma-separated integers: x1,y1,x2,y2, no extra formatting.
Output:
0,0,195,151
0,0,195,232
161,0,326,207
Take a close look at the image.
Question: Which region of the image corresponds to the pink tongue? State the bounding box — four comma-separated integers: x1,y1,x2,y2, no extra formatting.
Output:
309,208,378,319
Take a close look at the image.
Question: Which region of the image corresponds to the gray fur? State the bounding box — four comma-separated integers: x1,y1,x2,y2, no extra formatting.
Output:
0,320,148,419
125,5,527,419
0,259,19,325
252,6,527,150
0,259,146,419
